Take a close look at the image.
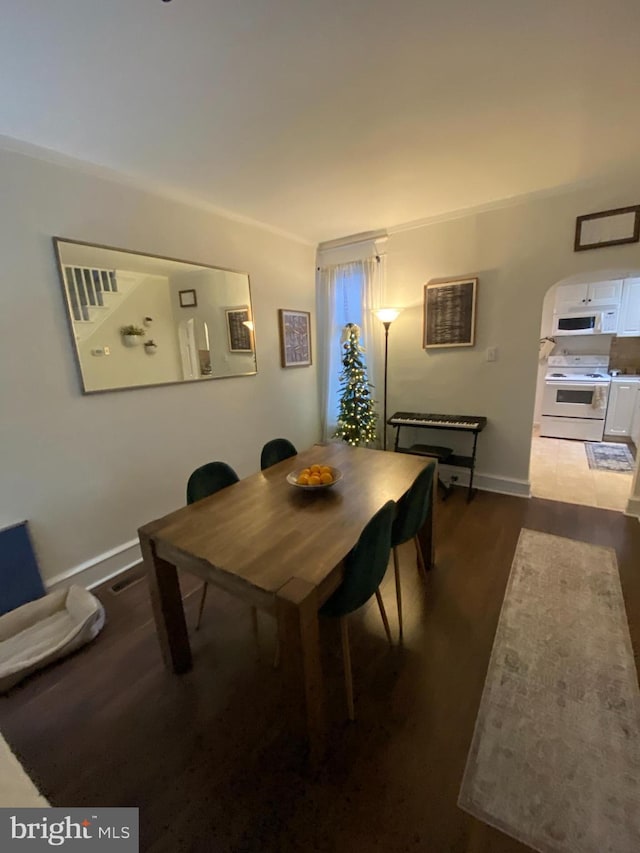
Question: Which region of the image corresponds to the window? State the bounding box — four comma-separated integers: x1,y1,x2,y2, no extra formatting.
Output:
317,257,381,440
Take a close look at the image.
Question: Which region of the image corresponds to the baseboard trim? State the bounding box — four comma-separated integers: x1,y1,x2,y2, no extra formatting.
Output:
439,466,531,498
625,496,640,520
46,539,142,592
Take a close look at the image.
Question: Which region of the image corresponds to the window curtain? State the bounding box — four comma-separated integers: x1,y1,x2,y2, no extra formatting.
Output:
316,257,383,443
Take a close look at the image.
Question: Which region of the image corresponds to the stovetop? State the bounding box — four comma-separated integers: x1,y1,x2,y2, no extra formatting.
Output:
545,355,611,382
546,372,611,381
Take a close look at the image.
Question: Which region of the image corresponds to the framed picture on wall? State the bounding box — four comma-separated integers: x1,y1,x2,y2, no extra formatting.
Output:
278,309,312,367
225,306,253,352
574,205,640,252
423,277,477,348
178,288,197,308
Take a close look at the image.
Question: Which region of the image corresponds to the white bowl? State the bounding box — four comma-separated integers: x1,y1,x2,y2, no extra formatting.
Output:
286,466,343,490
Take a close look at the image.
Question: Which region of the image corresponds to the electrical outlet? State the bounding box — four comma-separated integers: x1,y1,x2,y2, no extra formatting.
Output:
486,347,497,362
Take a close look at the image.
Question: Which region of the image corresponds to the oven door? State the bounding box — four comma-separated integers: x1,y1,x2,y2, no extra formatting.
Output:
553,312,598,335
541,381,609,418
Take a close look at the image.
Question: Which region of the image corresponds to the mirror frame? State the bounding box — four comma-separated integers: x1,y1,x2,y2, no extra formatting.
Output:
53,237,258,394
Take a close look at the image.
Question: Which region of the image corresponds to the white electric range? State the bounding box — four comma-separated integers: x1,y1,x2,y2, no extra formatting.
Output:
540,355,611,441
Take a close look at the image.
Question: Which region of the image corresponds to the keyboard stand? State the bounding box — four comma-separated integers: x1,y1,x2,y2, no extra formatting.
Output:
390,417,484,502
401,443,453,500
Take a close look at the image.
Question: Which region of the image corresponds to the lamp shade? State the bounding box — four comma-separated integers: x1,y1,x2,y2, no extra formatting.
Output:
375,308,401,324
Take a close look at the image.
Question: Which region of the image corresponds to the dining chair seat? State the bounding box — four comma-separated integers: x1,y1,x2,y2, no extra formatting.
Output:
390,463,435,641
260,438,297,471
320,500,396,720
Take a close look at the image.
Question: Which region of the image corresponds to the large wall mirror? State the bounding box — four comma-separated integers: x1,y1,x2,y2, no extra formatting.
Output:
53,239,257,394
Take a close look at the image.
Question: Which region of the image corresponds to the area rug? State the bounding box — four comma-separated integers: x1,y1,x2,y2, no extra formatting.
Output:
0,732,49,807
585,441,635,472
458,529,640,853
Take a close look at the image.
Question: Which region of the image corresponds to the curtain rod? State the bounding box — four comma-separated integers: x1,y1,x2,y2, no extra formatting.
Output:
317,231,388,251
316,255,380,272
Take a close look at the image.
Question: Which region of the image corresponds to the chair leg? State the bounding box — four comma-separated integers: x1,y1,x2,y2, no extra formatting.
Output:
414,535,427,579
393,546,403,642
340,616,355,721
195,582,208,630
375,589,393,646
251,606,260,660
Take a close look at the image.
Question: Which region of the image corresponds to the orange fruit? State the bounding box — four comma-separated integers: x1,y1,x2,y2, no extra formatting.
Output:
300,468,311,476
320,471,333,484
320,466,332,475
310,464,321,473
308,475,321,486
297,474,310,485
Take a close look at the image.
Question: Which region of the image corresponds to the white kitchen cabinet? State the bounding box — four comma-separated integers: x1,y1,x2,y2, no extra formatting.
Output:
618,278,640,337
554,280,622,313
631,392,640,447
588,280,623,307
604,380,639,437
554,283,589,313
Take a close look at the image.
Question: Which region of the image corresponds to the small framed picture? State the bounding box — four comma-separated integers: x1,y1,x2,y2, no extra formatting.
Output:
574,205,640,252
423,277,477,348
225,306,253,352
179,289,197,308
279,309,312,368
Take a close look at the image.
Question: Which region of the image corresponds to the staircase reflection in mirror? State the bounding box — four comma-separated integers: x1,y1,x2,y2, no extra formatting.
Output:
53,238,257,394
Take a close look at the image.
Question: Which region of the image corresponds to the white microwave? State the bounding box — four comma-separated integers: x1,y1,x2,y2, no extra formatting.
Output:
553,308,618,336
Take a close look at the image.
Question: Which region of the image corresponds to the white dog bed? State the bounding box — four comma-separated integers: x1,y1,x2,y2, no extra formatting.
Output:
0,585,105,692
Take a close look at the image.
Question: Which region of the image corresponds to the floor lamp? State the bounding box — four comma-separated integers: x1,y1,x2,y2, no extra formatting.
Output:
374,308,401,450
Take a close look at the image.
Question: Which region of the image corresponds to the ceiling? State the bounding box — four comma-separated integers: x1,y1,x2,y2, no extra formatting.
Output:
1,0,640,244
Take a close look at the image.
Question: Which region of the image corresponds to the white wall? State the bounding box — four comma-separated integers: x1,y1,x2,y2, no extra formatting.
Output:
0,146,318,584
380,178,640,495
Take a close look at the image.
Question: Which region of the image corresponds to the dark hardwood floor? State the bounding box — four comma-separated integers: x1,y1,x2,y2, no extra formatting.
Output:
1,491,639,852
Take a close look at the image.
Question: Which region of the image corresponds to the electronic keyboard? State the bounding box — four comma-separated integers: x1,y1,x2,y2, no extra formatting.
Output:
388,412,487,432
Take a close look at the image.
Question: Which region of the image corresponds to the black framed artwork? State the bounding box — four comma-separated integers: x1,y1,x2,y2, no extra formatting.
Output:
423,277,477,349
225,306,253,352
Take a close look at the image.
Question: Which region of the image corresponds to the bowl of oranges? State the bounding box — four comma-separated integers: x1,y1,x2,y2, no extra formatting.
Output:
287,464,342,490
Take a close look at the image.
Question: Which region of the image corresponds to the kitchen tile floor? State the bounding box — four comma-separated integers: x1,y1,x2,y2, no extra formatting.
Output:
530,429,635,511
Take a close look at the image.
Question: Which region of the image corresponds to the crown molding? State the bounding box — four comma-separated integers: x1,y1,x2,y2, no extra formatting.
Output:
0,134,313,247
387,171,640,236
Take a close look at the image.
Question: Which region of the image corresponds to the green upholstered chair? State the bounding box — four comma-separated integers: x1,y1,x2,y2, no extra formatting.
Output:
260,438,297,471
390,463,435,641
187,461,279,665
187,461,239,505
320,500,396,720
187,462,240,631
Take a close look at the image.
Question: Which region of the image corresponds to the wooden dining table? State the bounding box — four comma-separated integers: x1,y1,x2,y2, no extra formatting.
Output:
138,443,436,761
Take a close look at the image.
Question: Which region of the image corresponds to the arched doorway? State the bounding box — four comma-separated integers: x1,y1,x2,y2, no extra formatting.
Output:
530,270,640,511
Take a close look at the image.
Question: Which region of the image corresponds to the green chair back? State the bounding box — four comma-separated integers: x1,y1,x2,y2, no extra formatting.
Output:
391,463,435,548
320,501,395,618
186,461,239,504
260,438,297,471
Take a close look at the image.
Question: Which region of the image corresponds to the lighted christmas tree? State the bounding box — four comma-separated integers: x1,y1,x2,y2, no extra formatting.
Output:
333,323,378,446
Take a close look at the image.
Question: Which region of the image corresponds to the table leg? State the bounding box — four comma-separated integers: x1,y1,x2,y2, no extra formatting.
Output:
416,461,436,571
467,430,480,502
140,531,192,674
276,578,326,764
